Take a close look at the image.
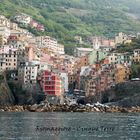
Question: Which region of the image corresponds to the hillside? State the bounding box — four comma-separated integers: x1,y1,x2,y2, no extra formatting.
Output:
1,0,140,54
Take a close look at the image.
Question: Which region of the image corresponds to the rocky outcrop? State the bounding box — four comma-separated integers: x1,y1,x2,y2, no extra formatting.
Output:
0,73,15,105
1,103,140,113
106,94,140,107
8,81,45,105
102,81,140,107
0,105,28,112
0,71,46,105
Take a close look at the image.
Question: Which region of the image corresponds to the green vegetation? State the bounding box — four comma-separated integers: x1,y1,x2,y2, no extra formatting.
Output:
0,74,4,82
131,64,140,78
1,0,140,54
117,38,140,53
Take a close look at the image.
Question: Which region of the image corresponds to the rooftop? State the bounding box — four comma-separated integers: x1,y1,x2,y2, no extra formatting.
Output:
76,48,93,51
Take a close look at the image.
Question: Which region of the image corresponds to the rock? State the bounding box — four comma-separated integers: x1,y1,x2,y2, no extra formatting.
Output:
120,108,129,113
28,104,38,112
94,107,100,112
0,104,140,113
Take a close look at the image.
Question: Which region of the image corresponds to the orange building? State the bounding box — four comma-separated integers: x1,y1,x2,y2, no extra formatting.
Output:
115,64,130,83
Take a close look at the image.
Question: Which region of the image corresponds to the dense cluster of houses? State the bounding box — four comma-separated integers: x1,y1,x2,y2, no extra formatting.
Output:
0,14,140,103
13,13,45,32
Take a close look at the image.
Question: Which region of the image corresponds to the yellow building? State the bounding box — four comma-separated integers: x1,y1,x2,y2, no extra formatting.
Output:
0,34,8,45
115,64,130,83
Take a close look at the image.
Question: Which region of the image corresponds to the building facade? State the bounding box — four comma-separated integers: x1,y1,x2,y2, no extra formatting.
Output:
133,49,140,64
115,64,130,83
74,48,93,57
18,62,38,85
39,70,63,96
0,45,18,71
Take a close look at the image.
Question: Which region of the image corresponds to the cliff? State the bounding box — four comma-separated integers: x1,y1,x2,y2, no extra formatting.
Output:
102,81,140,107
0,71,45,105
0,73,15,105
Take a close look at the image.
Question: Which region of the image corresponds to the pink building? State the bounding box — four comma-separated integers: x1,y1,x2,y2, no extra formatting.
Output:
17,45,34,66
27,45,34,62
30,20,38,28
39,70,63,96
30,20,45,32
37,24,45,32
8,35,18,43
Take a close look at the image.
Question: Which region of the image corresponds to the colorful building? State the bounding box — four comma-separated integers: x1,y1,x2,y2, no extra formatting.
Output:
0,45,18,71
14,13,32,26
79,65,115,101
115,32,131,45
39,70,63,96
115,64,130,83
117,52,132,66
108,53,118,64
0,15,10,28
133,49,140,64
18,62,38,85
88,50,109,65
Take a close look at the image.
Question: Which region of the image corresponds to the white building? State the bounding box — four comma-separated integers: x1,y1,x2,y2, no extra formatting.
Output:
10,22,18,30
92,37,101,50
59,72,68,92
0,15,10,28
133,49,140,63
14,13,32,26
74,48,93,57
115,32,131,44
0,26,10,38
18,62,38,85
108,53,118,64
36,36,58,49
0,45,18,71
57,44,65,55
0,26,10,45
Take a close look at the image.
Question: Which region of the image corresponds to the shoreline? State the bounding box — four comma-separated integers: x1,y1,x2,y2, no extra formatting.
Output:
0,104,140,113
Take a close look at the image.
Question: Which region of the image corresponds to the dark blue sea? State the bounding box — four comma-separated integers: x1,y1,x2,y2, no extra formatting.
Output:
0,112,140,140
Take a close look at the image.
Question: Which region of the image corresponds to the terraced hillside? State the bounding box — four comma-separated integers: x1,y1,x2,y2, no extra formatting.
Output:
1,0,140,54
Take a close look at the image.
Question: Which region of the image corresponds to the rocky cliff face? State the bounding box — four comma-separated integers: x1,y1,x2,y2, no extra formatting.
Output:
0,64,45,106
8,81,45,105
102,81,140,107
0,73,15,105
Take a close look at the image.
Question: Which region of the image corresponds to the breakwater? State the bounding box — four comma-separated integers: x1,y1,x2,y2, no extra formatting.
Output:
0,103,140,113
